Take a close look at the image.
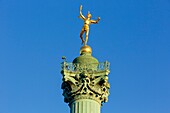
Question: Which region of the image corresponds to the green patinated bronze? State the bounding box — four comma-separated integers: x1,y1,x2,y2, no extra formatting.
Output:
61,46,110,111
73,52,99,64
72,52,99,71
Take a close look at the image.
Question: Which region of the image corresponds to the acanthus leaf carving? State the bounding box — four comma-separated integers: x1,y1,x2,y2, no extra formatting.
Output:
61,62,110,104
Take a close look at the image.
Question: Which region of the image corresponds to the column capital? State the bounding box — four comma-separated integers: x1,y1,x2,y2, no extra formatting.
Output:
61,62,110,105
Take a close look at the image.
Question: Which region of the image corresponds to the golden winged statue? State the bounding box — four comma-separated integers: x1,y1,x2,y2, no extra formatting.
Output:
79,5,100,45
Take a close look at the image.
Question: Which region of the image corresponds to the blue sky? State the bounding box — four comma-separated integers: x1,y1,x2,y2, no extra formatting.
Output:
0,0,170,113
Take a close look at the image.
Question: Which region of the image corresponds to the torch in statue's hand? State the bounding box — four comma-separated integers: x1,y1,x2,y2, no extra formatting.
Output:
80,5,82,11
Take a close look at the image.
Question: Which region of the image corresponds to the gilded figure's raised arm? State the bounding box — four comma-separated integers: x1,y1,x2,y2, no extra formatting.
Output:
91,17,100,24
79,5,86,20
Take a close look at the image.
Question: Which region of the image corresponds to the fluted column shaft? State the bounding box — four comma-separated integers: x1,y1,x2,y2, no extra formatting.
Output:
70,99,100,113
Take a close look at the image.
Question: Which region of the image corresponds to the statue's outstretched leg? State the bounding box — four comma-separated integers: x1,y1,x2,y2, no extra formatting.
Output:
80,29,85,45
85,29,89,45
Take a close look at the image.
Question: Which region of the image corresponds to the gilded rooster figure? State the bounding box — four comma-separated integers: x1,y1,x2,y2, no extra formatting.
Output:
79,5,100,45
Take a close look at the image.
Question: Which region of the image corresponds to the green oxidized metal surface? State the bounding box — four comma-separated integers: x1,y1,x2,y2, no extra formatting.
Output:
61,45,110,113
72,52,99,71
73,53,99,64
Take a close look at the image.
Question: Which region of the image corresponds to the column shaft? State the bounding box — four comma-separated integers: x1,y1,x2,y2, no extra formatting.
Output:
70,99,101,113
